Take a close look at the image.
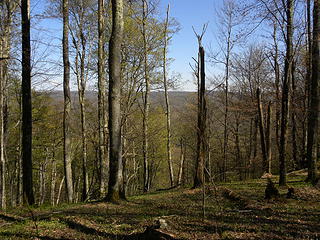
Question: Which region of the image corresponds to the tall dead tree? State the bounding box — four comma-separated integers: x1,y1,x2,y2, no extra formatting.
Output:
21,0,35,205
63,0,73,203
279,0,293,186
106,0,124,202
163,4,174,187
98,0,108,198
306,0,320,183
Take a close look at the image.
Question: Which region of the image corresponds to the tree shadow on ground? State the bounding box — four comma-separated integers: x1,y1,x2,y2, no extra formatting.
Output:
61,218,179,240
0,213,24,222
0,232,73,240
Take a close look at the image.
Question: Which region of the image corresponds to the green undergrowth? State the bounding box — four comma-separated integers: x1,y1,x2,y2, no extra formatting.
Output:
0,175,319,239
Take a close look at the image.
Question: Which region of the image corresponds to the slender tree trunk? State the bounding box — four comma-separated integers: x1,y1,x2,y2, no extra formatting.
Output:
50,150,56,206
142,0,150,192
257,88,268,173
0,20,6,209
177,138,185,185
273,19,281,152
279,0,293,186
302,0,312,169
62,0,73,203
0,2,14,207
163,4,174,187
306,0,320,183
291,61,298,169
78,70,88,202
56,176,65,205
223,27,231,182
106,0,124,202
235,115,242,180
21,0,35,205
265,101,272,174
193,46,206,188
250,116,258,178
0,40,5,209
98,0,107,198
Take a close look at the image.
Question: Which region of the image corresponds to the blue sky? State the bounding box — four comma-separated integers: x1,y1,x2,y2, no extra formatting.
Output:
159,0,223,91
30,0,225,91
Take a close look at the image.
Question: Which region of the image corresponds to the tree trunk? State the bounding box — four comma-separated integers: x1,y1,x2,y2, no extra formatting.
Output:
142,0,150,192
302,0,312,169
0,39,5,209
223,27,231,182
257,88,268,173
265,101,272,174
98,0,108,198
306,0,320,183
50,149,57,206
279,0,293,186
56,176,65,205
177,138,185,185
77,56,89,202
106,0,124,202
235,115,242,180
273,19,281,153
0,1,14,207
193,46,206,188
291,61,298,169
62,0,73,203
163,4,174,187
21,0,35,205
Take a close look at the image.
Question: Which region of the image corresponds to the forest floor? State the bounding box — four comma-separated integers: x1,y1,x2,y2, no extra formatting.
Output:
0,173,319,240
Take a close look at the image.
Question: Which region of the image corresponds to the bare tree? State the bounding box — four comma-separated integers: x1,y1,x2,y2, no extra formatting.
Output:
21,0,35,205
63,0,74,203
306,0,320,183
98,0,108,198
162,4,174,187
279,0,293,186
142,0,150,192
193,24,207,189
0,0,16,209
106,0,124,202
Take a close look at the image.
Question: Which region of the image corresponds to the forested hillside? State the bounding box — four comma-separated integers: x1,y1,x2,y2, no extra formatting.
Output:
0,0,320,239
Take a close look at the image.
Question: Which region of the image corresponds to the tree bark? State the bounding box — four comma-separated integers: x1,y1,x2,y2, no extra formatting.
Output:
76,38,89,202
279,0,293,186
98,0,108,198
177,138,185,185
291,61,298,169
265,101,272,174
106,0,124,202
62,0,73,203
21,0,35,205
193,46,206,188
302,0,312,169
142,0,150,192
257,88,268,173
163,4,174,187
50,149,57,206
306,0,320,183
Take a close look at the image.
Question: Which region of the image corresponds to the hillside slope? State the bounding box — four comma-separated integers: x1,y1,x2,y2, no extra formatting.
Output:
0,176,319,240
